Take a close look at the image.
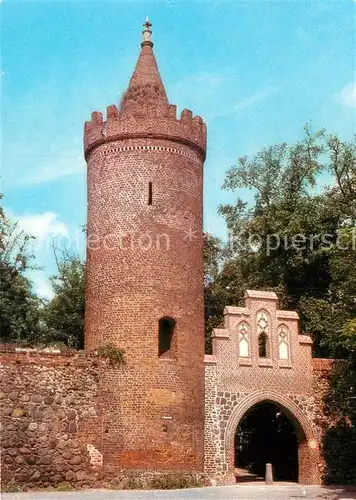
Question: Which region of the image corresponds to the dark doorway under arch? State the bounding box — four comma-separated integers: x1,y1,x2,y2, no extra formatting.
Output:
234,402,299,482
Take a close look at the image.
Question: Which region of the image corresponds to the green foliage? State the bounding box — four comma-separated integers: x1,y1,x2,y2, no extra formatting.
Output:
340,319,356,359
327,360,356,425
149,473,203,490
204,232,232,352
97,344,126,366
206,129,356,359
120,473,203,490
43,251,85,349
323,424,356,484
54,482,75,491
209,129,356,485
298,297,344,358
2,481,23,493
122,476,145,490
0,194,43,344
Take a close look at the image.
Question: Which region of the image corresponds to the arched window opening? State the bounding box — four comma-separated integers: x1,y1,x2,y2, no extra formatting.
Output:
278,324,290,360
238,321,250,357
158,317,176,358
256,309,270,358
258,332,269,358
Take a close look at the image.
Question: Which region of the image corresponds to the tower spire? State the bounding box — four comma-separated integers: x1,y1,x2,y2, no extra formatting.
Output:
142,17,153,47
120,17,169,117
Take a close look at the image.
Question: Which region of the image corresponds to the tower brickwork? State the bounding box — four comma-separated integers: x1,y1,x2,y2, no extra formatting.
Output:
84,21,206,472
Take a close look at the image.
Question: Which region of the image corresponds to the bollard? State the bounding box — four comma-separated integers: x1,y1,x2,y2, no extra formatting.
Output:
265,463,273,485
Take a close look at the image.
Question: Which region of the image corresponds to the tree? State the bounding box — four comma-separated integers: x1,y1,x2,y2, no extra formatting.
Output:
207,130,356,483
43,250,85,349
204,233,231,352
0,194,42,343
206,129,356,358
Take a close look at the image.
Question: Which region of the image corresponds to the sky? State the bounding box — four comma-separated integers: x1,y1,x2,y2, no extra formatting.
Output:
1,0,355,299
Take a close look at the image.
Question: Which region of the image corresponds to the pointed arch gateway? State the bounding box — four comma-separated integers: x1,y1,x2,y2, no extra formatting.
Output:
224,390,320,485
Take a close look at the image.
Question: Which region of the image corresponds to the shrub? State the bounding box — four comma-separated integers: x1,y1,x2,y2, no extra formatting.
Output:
2,482,22,493
54,482,75,491
150,473,203,490
122,476,145,489
97,344,126,366
323,423,356,484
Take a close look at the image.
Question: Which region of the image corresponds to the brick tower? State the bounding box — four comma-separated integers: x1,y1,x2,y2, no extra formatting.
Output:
84,20,206,473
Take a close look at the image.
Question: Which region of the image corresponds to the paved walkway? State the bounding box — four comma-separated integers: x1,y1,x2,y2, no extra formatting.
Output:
2,485,356,500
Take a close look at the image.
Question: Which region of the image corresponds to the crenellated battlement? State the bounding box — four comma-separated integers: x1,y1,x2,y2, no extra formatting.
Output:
84,103,207,161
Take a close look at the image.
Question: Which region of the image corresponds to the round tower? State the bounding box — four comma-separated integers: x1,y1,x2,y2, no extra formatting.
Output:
84,20,206,473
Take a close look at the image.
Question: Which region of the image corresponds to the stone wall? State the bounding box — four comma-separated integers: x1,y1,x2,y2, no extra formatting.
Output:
0,347,339,490
0,346,104,489
311,358,340,480
0,344,207,491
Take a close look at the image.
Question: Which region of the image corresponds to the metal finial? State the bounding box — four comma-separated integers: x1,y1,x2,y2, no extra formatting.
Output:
142,17,153,46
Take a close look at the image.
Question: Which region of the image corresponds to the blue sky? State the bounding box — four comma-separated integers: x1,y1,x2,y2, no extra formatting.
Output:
1,0,355,298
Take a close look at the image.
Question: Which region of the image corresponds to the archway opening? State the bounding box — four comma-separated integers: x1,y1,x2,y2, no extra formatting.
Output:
234,401,299,482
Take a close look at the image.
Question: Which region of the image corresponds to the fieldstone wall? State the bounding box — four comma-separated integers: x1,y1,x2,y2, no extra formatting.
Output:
0,346,104,490
0,345,207,491
0,311,338,491
311,358,341,480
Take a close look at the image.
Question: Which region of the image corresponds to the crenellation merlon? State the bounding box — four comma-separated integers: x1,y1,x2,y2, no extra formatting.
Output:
106,104,119,120
84,102,207,160
91,111,103,124
180,108,193,123
168,104,177,119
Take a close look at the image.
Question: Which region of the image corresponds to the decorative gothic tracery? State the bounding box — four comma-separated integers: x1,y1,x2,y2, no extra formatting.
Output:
238,321,250,357
278,324,290,360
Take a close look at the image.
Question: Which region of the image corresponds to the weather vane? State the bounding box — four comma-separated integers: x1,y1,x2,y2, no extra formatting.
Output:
142,17,153,46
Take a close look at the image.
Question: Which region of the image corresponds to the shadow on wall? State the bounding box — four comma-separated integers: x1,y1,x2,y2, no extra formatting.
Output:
323,424,356,486
320,486,356,499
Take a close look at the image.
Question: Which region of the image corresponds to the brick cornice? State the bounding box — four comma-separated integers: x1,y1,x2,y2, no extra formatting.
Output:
84,131,206,162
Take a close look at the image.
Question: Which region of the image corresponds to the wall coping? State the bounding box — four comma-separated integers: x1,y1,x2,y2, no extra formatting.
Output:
0,343,76,354
277,310,299,319
224,306,250,316
298,335,313,345
245,290,278,300
312,358,341,371
212,329,229,339
0,344,103,368
204,354,217,365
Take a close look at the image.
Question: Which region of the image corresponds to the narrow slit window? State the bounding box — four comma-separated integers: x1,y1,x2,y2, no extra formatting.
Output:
158,317,176,358
148,182,153,205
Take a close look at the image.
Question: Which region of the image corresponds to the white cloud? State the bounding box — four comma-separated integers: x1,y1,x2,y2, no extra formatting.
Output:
30,271,54,301
9,212,69,300
3,152,85,189
234,87,278,112
26,155,85,186
17,212,68,240
193,73,228,87
339,83,356,108
170,71,230,117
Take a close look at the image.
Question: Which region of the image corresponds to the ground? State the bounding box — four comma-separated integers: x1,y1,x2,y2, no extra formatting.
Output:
3,485,356,500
